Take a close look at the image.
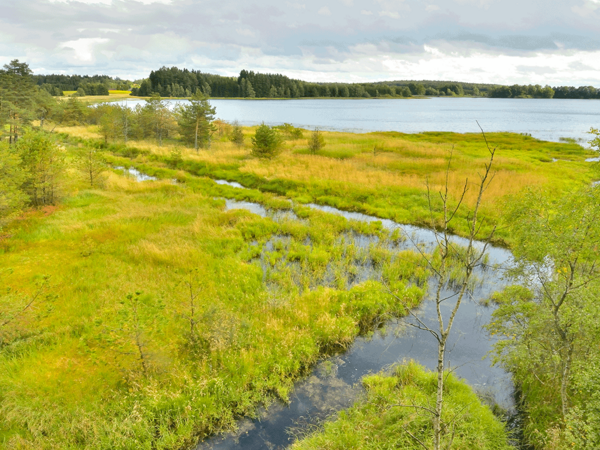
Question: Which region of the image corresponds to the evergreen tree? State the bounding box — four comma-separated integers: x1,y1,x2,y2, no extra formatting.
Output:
176,92,216,151
34,89,59,130
0,60,37,143
251,123,282,158
0,141,28,228
16,130,65,207
75,146,107,188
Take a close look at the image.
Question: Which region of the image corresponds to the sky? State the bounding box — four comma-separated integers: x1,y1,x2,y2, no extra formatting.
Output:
1,0,600,86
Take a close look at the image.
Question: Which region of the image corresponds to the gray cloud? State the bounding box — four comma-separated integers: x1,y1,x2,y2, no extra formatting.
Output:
0,0,599,85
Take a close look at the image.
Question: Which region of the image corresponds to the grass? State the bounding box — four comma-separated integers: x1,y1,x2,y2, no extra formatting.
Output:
0,146,429,449
54,124,598,244
59,93,140,104
3,122,594,448
291,361,512,450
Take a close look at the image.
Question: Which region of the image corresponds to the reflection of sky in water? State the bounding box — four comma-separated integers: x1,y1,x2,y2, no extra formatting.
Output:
215,180,245,189
114,166,157,182
206,187,515,450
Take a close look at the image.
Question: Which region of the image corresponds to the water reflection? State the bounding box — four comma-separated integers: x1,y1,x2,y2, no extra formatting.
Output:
203,187,514,450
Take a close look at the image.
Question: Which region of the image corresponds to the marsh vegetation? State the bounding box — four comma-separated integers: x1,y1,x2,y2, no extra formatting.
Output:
1,60,600,449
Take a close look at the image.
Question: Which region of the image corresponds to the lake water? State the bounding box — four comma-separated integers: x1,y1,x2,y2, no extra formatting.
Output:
122,97,600,143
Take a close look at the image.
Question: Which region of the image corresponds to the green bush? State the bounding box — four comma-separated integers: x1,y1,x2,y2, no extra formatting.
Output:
251,123,283,159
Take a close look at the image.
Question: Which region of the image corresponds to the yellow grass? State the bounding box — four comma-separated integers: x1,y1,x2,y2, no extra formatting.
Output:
54,124,594,213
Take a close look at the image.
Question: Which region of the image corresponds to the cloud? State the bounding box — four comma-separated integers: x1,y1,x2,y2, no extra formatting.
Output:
59,38,109,62
0,0,598,86
379,11,401,19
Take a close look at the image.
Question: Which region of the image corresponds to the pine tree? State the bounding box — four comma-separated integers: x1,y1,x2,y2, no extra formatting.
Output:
16,130,65,207
251,123,282,158
176,92,216,151
75,146,107,188
0,141,28,228
0,60,37,143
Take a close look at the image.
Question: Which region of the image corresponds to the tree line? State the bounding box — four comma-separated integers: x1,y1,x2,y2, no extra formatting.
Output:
489,84,600,99
26,63,600,100
131,66,496,98
33,74,132,96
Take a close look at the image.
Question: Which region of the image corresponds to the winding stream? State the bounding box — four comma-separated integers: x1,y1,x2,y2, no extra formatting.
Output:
197,181,514,450
109,137,597,449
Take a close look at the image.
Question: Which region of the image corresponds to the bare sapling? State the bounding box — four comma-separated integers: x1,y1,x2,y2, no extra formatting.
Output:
390,122,498,450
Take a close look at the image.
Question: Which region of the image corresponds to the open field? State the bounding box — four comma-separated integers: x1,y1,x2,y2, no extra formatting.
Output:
59,92,142,103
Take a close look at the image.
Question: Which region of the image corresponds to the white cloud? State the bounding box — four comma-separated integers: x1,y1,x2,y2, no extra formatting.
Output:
59,38,109,62
379,10,401,19
360,9,373,14
425,4,440,11
318,6,331,15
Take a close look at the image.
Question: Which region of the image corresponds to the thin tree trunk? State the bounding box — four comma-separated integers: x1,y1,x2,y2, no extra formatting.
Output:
195,118,199,152
434,337,446,450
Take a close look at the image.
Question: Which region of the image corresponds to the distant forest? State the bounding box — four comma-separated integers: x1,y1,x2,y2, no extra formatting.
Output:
130,67,492,98
32,66,600,99
32,74,131,96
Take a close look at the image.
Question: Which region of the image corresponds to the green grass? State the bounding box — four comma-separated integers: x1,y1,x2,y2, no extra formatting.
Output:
292,361,512,450
3,124,596,449
56,125,598,245
0,148,429,449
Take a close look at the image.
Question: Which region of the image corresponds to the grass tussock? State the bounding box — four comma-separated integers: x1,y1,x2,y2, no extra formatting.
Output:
291,361,512,450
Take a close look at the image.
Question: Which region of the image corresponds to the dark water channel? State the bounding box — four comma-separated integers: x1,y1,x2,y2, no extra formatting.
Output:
197,181,514,450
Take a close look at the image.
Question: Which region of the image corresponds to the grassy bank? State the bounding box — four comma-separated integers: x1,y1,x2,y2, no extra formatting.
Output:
291,361,512,450
0,141,428,448
55,124,597,244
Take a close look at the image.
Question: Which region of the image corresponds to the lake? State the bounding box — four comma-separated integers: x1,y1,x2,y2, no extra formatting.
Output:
122,97,600,143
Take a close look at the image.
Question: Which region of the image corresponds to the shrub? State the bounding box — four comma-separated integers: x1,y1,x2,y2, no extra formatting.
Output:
275,123,304,140
308,128,325,154
230,120,244,147
251,123,282,159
